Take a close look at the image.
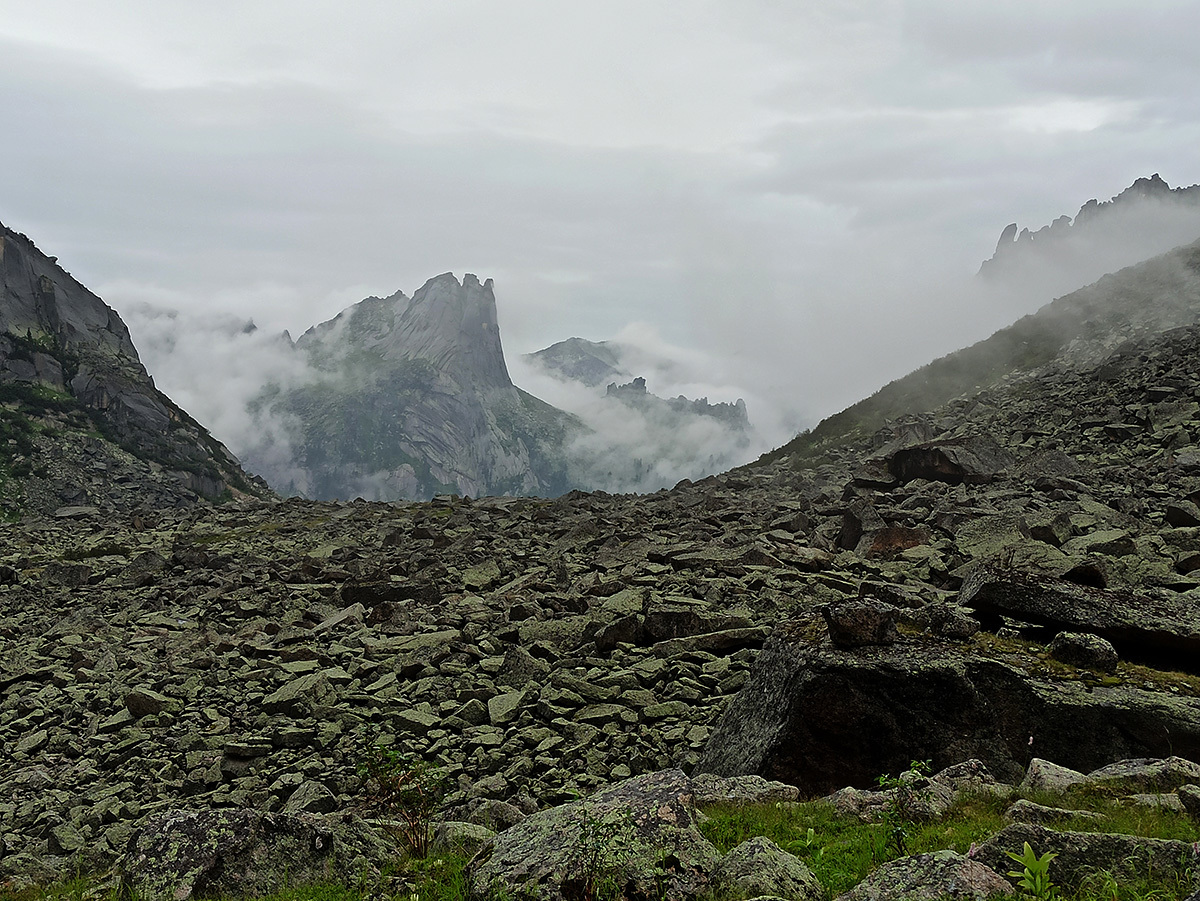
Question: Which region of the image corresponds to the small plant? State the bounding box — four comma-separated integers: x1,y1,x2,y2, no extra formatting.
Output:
562,802,636,901
1005,841,1060,900
358,745,445,859
872,759,932,860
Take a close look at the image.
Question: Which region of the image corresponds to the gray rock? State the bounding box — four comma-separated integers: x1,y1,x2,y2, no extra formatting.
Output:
119,808,389,901
432,821,496,857
836,850,1013,900
1018,759,1087,793
1178,783,1200,820
1004,799,1105,826
468,770,720,901
1084,756,1200,792
714,836,823,901
690,773,800,806
1047,631,1118,672
960,565,1200,661
285,780,339,814
822,600,899,649
974,823,1197,892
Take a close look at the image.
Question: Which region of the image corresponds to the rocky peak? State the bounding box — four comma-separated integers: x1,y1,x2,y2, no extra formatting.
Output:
0,219,268,512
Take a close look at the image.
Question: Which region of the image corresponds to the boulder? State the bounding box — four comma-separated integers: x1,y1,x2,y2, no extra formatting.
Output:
468,770,720,901
959,566,1200,665
1018,759,1087,793
119,808,389,901
974,823,1198,892
886,435,1014,486
1083,756,1200,792
713,836,823,901
690,773,800,806
822,600,899,649
1003,799,1105,826
835,850,1013,900
697,621,1200,796
1047,632,1118,672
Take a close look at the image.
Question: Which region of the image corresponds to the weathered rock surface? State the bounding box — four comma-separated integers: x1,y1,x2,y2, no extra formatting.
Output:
835,850,1013,900
119,808,388,901
468,770,720,901
713,836,823,901
697,620,1200,794
975,823,1199,892
0,221,268,515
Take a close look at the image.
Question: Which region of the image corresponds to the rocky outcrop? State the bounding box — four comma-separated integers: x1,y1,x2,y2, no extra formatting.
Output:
696,618,1200,795
835,850,1013,900
245,273,579,501
0,221,268,514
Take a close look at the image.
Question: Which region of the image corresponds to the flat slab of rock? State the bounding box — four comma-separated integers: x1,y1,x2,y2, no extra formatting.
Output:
960,566,1200,662
690,772,800,806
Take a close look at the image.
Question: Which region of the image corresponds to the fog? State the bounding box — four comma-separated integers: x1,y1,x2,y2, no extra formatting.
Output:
6,3,1200,494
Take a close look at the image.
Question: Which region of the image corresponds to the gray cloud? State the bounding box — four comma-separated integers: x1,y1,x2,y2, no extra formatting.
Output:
3,2,1200,473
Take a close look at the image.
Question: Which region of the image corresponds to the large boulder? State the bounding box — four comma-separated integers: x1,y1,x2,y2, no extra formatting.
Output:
974,823,1199,892
886,435,1014,486
836,850,1013,900
696,620,1200,795
960,566,1200,664
119,808,390,901
713,836,824,901
468,770,721,901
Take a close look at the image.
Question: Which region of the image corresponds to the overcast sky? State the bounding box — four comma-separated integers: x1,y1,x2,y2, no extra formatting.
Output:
3,1,1200,451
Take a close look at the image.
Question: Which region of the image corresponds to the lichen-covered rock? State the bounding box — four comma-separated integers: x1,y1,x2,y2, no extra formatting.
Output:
974,823,1199,891
1084,756,1200,792
835,850,1013,900
1003,799,1105,826
714,836,823,901
690,773,800,806
1048,632,1118,672
468,770,720,901
1019,758,1087,793
822,600,899,649
119,808,389,901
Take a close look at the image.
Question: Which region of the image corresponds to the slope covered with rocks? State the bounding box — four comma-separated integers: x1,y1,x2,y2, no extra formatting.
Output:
7,240,1200,896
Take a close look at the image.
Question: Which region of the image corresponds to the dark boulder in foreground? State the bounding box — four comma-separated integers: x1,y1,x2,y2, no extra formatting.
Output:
468,770,720,901
119,808,389,901
696,618,1200,795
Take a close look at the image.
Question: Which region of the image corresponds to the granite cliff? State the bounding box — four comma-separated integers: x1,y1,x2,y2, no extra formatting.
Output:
243,273,578,501
0,221,267,517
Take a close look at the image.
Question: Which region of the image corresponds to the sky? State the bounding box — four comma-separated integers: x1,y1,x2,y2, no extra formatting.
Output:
3,1,1200,458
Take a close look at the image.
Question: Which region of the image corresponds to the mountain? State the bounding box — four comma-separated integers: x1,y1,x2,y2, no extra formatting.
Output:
764,236,1200,470
525,336,625,387
243,273,578,500
979,174,1200,286
9,223,1200,894
0,221,267,516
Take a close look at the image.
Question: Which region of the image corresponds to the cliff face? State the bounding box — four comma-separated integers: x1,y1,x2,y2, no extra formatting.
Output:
0,221,267,516
245,273,578,501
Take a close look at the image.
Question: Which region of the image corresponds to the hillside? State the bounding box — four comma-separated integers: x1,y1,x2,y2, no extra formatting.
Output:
0,221,268,517
7,235,1200,896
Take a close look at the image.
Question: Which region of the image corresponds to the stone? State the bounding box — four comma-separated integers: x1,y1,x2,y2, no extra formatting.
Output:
488,690,527,726
698,621,1200,796
1004,799,1105,826
1083,756,1200,792
468,770,720,901
1019,759,1087,793
960,565,1200,662
974,823,1198,892
1047,632,1118,672
119,808,390,901
886,435,1014,486
285,780,339,814
690,773,800,806
1178,783,1200,820
714,836,824,901
432,821,495,856
836,850,1014,900
822,600,899,649
125,687,176,718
